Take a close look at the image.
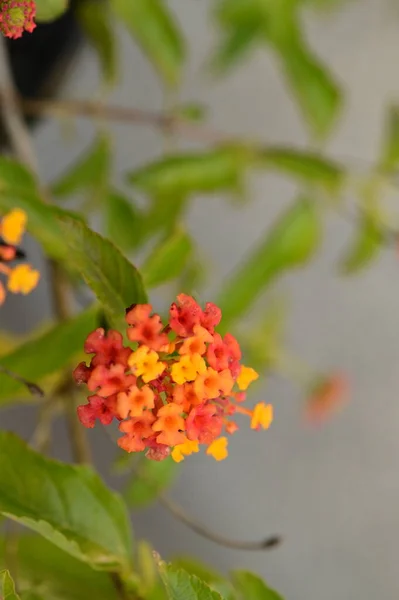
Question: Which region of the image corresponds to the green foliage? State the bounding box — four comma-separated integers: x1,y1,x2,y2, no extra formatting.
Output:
241,297,287,371
51,135,111,204
0,305,99,405
78,0,118,86
259,147,344,192
125,456,179,508
0,536,118,600
214,0,341,138
35,0,68,22
142,228,193,288
161,567,223,600
105,190,144,252
170,559,235,600
58,217,147,330
129,147,251,198
0,433,132,571
0,161,83,261
340,215,383,274
379,105,399,172
231,570,284,600
0,158,37,193
111,0,185,87
217,197,321,330
0,570,21,600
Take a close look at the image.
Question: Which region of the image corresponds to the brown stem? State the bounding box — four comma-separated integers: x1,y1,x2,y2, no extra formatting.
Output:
159,494,281,551
50,262,91,465
14,95,227,144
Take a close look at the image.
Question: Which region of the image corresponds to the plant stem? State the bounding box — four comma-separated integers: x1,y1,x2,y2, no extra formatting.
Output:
159,494,281,551
0,41,38,172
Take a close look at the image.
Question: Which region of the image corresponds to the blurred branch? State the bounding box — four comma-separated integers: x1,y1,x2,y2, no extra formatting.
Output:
0,41,38,172
0,365,44,397
159,494,281,551
16,95,228,144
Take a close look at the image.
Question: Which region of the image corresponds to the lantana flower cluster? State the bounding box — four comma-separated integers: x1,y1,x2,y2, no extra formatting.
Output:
0,0,36,39
74,294,273,462
0,208,40,304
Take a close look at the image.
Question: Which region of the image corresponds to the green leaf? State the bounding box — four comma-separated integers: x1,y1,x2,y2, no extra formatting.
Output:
379,105,399,172
212,21,261,72
0,158,37,194
259,147,344,192
111,0,184,87
125,457,178,509
35,0,68,22
58,217,147,330
161,567,223,600
0,570,21,600
231,570,284,600
0,536,118,600
241,296,287,371
217,197,321,330
0,305,99,405
78,0,118,86
0,432,132,571
142,228,192,288
169,559,235,600
105,190,144,252
51,135,111,201
277,36,341,139
0,159,84,261
128,147,251,197
340,215,383,274
134,541,169,600
170,559,225,588
144,195,188,237
174,103,207,123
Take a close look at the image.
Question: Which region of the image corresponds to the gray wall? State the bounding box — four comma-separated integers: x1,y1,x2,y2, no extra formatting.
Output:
3,0,399,598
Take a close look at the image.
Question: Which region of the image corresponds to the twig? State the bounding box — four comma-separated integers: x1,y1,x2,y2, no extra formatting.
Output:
16,95,227,144
50,262,91,465
0,41,38,172
0,365,44,397
159,494,281,551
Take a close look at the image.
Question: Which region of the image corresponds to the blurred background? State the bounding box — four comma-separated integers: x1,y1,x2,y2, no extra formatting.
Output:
3,0,399,598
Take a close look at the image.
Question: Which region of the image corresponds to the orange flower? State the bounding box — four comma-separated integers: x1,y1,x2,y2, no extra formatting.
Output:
179,324,213,356
118,412,155,452
128,345,165,383
206,437,228,461
171,438,199,463
118,384,155,418
237,365,259,391
194,367,234,400
173,382,203,411
225,421,239,435
7,264,39,294
152,403,186,446
171,353,206,385
251,403,273,430
1,209,27,245
305,374,348,424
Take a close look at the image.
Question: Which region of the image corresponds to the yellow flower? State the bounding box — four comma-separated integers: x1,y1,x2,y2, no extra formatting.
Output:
7,264,39,294
171,438,199,463
128,345,165,383
251,402,273,430
237,365,259,391
206,436,228,461
1,209,27,245
171,353,206,385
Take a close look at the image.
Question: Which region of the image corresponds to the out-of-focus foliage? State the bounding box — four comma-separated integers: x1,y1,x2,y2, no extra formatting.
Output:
0,0,396,598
